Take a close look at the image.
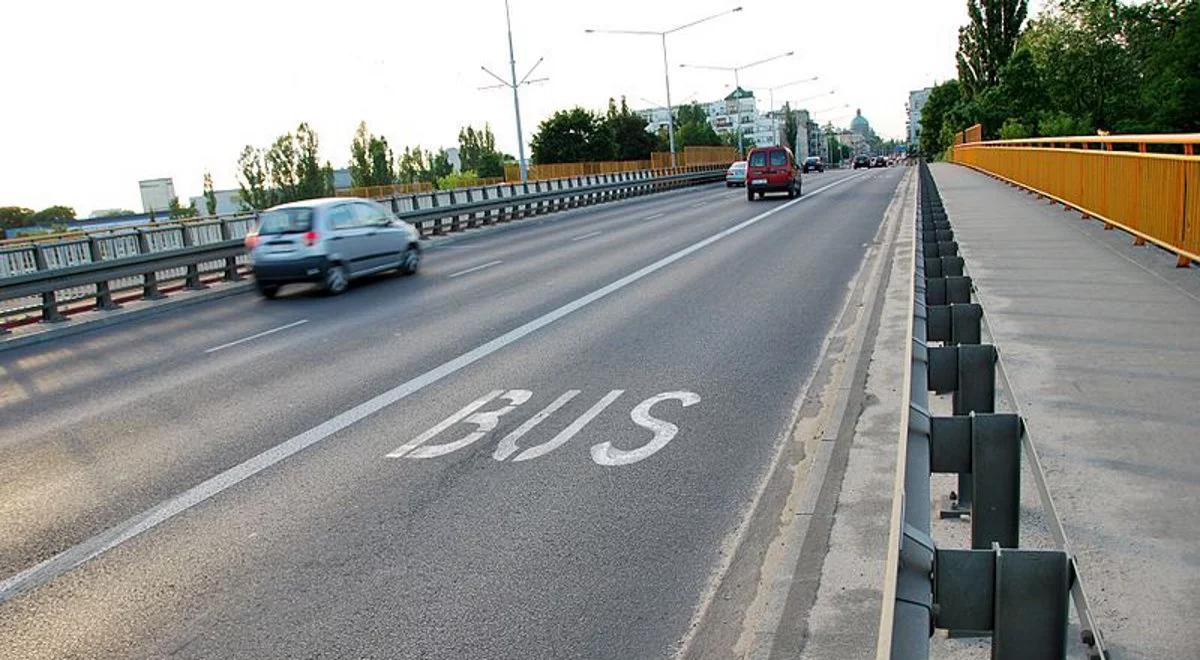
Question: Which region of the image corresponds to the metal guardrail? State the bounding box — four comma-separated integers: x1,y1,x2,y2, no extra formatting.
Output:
0,166,725,330
950,133,1200,267
877,161,1106,660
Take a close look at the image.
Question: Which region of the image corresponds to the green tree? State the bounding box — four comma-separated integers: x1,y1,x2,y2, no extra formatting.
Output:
673,102,721,148
999,117,1033,138
168,197,197,219
0,207,35,229
603,98,656,161
397,145,432,183
919,80,964,156
295,123,334,198
956,0,1030,97
30,205,76,225
458,124,507,178
530,107,612,163
237,145,272,210
349,121,396,187
782,103,799,152
430,149,455,182
202,172,218,216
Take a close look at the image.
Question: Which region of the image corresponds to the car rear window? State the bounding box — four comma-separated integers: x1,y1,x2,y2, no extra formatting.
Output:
749,151,767,167
257,208,313,234
769,150,788,167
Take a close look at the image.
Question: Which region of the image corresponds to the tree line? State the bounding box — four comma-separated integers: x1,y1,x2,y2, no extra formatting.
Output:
235,122,513,210
921,0,1200,156
529,97,732,165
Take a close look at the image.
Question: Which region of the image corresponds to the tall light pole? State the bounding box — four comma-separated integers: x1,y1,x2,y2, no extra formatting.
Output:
678,50,795,152
480,0,546,183
762,76,821,146
586,6,743,168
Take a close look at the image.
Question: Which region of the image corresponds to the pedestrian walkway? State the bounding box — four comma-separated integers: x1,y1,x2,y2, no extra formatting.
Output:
928,163,1200,659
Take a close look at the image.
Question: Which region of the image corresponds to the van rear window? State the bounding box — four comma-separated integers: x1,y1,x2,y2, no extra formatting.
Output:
258,208,313,234
749,151,767,167
770,150,788,166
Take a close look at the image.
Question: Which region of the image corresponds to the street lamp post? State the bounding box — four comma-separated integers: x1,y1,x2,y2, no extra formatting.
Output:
678,50,795,153
479,0,547,183
586,6,743,168
761,76,821,147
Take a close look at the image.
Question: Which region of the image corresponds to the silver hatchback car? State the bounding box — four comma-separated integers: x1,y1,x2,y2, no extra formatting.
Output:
246,197,421,298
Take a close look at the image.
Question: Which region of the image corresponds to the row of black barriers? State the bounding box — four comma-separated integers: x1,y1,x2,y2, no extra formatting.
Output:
886,162,1104,660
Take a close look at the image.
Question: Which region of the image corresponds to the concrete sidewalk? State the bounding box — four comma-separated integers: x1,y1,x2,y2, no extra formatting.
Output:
930,163,1200,659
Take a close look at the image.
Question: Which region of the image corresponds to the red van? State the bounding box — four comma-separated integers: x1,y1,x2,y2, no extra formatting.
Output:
745,145,802,201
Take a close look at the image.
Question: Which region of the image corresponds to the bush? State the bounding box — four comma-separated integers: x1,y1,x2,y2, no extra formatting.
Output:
999,118,1033,139
435,170,482,190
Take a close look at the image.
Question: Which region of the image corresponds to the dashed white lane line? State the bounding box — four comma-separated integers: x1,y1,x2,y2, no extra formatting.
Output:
0,169,871,607
204,320,309,354
571,230,603,242
448,260,503,278
691,201,707,208
644,212,665,220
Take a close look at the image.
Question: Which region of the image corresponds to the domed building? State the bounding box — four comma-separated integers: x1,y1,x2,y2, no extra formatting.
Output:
850,108,872,138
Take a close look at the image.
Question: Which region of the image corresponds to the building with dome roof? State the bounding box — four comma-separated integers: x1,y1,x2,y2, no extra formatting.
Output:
850,108,872,138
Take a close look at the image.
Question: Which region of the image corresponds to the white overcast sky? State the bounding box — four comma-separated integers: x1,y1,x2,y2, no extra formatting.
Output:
1,0,1047,214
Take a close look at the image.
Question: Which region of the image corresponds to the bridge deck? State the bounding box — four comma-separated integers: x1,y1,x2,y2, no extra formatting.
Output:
928,162,1200,659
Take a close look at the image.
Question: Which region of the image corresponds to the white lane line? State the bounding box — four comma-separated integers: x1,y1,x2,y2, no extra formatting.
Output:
448,260,503,279
204,320,309,354
691,201,707,208
644,212,665,220
0,170,871,606
571,230,603,242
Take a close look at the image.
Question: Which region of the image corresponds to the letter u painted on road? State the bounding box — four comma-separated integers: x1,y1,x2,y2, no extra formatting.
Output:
386,389,700,466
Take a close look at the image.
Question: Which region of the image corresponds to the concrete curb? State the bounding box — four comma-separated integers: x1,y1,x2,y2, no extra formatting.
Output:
0,281,253,353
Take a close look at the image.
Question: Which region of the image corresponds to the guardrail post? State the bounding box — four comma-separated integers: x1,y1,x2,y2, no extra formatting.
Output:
478,187,494,225
136,230,166,300
32,245,66,323
87,236,120,310
180,225,206,290
430,193,444,235
934,545,1071,659
219,218,242,281
447,190,462,233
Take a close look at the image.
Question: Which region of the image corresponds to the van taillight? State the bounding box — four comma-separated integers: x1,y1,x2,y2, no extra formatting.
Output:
244,232,259,249
302,231,319,246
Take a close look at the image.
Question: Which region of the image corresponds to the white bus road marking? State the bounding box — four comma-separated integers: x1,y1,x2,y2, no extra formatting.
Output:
643,212,665,220
0,170,870,606
512,390,624,462
204,320,309,354
571,230,603,242
448,260,503,278
493,390,581,461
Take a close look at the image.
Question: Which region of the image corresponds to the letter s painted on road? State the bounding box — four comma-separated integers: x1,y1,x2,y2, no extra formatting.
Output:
590,391,700,466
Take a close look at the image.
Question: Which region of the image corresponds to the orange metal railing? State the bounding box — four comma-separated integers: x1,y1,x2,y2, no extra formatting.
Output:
950,133,1200,266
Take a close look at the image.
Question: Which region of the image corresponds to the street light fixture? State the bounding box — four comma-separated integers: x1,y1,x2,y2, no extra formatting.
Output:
479,0,545,183
586,6,743,167
678,50,795,152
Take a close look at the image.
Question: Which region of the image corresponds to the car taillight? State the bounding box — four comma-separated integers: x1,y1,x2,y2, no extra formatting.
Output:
302,231,319,246
244,232,259,249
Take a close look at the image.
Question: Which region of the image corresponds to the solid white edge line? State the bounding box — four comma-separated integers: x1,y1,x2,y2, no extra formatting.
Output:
644,212,665,220
447,260,503,278
571,230,603,242
203,320,309,354
0,169,871,606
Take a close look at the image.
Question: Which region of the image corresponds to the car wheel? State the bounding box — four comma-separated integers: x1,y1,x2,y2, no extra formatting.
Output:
746,188,755,202
399,245,421,275
256,282,279,299
323,263,349,295
757,191,765,200
786,184,795,199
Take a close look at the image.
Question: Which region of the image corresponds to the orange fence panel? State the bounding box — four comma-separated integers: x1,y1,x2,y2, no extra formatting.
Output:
950,135,1200,265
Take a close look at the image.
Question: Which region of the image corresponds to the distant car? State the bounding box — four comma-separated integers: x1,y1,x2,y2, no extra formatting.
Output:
246,197,421,298
870,156,887,168
853,155,870,169
802,156,824,173
725,160,748,187
745,146,802,201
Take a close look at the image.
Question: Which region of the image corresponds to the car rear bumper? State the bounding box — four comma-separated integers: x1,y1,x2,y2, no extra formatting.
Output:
251,256,329,284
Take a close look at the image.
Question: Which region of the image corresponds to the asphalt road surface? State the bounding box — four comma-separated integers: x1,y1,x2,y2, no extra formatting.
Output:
0,166,904,658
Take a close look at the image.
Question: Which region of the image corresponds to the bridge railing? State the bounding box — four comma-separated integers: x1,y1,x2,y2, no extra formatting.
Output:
877,162,1107,660
0,166,725,331
949,133,1200,267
